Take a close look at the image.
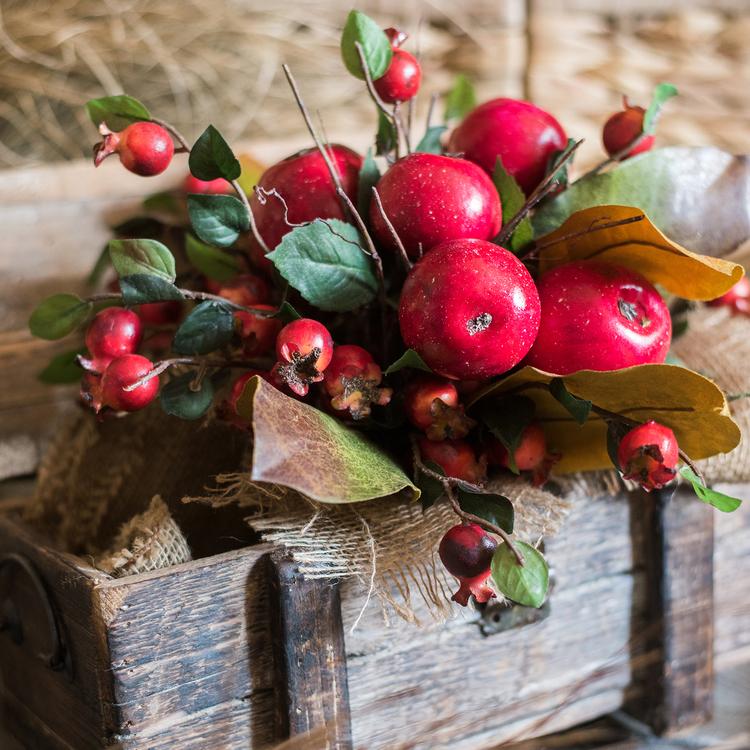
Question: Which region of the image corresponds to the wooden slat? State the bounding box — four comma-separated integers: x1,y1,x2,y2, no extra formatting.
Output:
269,555,352,750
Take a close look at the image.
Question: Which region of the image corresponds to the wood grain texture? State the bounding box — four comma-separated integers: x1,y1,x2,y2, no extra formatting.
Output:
270,555,352,750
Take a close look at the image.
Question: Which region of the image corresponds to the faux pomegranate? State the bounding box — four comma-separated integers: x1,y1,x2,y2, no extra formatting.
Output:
617,420,678,491
323,345,392,420
184,174,232,194
404,376,475,441
234,305,282,356
374,48,421,103
602,102,654,159
274,318,334,397
249,145,362,257
98,354,159,413
448,98,567,194
487,422,559,486
370,153,501,259
93,122,174,176
138,301,183,326
525,261,671,374
439,523,497,606
399,239,541,379
418,437,486,484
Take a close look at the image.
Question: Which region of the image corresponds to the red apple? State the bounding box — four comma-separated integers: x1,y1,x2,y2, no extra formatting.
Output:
370,153,502,259
525,261,671,374
448,98,567,195
399,238,540,379
248,145,362,264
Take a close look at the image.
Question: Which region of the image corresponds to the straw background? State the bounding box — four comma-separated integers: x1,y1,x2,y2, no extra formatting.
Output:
1,0,749,171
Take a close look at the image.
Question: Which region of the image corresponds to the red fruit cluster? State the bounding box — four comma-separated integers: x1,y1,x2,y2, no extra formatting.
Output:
617,420,679,491
439,523,497,606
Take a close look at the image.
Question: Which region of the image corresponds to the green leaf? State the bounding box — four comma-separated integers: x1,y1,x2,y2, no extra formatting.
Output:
185,233,240,282
444,74,476,122
357,148,381,218
267,219,377,312
160,372,215,420
187,194,250,248
417,461,445,511
492,158,533,252
606,420,631,472
272,301,302,323
38,349,84,384
108,239,176,282
479,396,536,474
172,301,234,355
119,275,184,305
29,294,92,340
679,466,742,513
85,95,151,130
491,540,549,608
532,147,750,257
86,245,111,288
341,10,393,81
237,375,419,503
549,378,592,425
384,349,433,376
376,110,397,157
458,490,514,533
415,126,446,155
643,83,678,134
189,125,241,182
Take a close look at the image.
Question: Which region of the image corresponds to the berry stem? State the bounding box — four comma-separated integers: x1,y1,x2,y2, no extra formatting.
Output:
575,132,649,182
393,102,412,154
371,186,412,270
353,42,405,159
425,92,439,131
678,449,705,485
410,435,526,566
496,139,583,247
124,355,267,391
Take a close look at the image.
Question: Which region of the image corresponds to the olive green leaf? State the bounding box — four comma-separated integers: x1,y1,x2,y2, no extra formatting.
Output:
29,294,92,340
491,541,549,608
341,10,393,80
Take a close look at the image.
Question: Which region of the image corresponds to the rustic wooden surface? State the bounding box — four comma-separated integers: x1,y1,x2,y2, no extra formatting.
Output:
270,556,352,749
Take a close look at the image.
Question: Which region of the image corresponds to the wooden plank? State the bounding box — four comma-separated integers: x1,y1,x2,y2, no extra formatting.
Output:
631,487,714,734
95,544,275,748
270,555,352,750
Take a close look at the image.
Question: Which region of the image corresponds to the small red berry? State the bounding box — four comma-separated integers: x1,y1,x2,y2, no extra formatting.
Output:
98,354,159,413
138,301,183,326
323,345,392,420
439,523,497,606
399,239,541,380
93,122,174,176
487,423,559,486
221,370,269,427
404,376,475,441
370,153,502,259
374,49,421,104
418,437,487,484
525,261,671,374
216,274,271,307
617,420,679,491
448,98,567,195
274,318,334,397
183,174,232,195
602,101,655,159
234,305,282,356
708,276,750,315
83,307,143,373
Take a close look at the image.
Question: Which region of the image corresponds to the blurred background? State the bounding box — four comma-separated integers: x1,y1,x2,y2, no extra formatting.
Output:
1,0,750,173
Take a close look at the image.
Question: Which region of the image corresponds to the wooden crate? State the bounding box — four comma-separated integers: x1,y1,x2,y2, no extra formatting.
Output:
0,438,729,749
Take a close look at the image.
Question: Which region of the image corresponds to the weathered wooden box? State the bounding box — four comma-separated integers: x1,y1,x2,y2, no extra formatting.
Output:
2,441,747,749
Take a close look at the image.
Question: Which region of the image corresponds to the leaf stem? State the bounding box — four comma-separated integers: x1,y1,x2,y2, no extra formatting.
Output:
574,132,648,183
496,139,583,247
371,186,412,271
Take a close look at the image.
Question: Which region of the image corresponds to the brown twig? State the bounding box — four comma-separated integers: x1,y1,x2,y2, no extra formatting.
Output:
410,435,525,566
678,449,705,485
393,102,411,154
354,42,404,159
371,186,412,270
425,92,439,131
574,132,648,183
125,355,266,391
496,139,583,247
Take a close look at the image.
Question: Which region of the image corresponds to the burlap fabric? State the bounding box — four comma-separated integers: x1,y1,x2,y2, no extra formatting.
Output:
95,495,192,578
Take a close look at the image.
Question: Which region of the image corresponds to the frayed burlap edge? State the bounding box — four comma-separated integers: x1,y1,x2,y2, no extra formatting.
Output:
96,495,192,578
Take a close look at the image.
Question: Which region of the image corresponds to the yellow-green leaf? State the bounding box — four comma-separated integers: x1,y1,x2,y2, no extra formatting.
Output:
469,364,740,474
535,205,743,301
237,376,419,503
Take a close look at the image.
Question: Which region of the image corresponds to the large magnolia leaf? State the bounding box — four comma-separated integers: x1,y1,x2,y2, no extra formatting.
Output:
533,147,750,256
469,365,740,474
535,205,743,300
237,376,419,503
